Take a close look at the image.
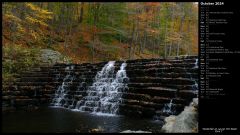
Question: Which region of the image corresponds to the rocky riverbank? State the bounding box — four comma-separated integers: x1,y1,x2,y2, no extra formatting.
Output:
161,98,198,133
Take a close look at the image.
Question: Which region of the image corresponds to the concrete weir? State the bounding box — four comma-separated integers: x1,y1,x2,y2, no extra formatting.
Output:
2,56,198,120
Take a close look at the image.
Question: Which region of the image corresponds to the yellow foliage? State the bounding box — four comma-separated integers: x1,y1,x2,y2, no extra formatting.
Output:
25,3,39,11
17,25,25,33
25,3,53,16
166,32,182,43
25,3,53,21
25,15,48,27
4,13,22,22
35,13,53,20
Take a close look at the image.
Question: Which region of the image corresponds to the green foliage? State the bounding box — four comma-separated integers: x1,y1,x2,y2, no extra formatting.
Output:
2,44,41,82
78,36,84,45
99,33,115,44
3,2,198,64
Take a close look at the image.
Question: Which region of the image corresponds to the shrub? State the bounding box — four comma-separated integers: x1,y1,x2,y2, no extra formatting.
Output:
2,44,41,83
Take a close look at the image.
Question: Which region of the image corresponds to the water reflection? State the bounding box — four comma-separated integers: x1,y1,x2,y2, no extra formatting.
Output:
2,107,163,133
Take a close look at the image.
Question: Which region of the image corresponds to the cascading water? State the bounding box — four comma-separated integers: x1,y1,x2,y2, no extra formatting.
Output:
153,99,176,121
75,61,128,115
192,59,199,96
153,58,198,121
193,58,198,69
162,99,176,115
184,58,199,94
106,62,128,114
77,61,116,113
51,65,75,107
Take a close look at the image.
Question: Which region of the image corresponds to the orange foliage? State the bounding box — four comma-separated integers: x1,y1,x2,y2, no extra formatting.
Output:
144,2,160,7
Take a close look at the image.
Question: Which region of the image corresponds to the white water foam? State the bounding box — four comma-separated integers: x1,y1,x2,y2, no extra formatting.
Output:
51,65,75,107
76,61,128,115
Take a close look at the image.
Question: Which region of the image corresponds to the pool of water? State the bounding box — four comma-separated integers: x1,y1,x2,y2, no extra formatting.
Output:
2,107,164,133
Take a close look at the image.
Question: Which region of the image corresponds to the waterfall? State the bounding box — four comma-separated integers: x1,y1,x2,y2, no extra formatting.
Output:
192,59,199,96
193,59,198,69
75,61,128,115
162,99,175,115
153,99,176,121
51,65,75,107
105,62,128,114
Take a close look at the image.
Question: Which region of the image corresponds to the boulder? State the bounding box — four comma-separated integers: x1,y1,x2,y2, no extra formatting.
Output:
39,49,70,65
161,98,198,133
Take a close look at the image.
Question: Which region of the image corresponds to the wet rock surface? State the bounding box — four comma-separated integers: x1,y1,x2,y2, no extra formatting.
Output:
2,56,198,119
161,98,198,133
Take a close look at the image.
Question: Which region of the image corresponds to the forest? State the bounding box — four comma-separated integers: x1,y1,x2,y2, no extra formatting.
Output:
2,3,199,133
2,2,198,83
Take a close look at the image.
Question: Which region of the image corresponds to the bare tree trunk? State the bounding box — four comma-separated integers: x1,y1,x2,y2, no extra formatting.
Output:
152,39,155,58
92,3,97,63
164,22,167,59
177,6,185,56
79,2,84,23
132,18,139,59
169,5,175,57
129,22,135,60
168,44,172,56
187,20,191,55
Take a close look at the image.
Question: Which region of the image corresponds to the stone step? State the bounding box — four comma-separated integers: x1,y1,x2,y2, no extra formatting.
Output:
6,91,21,96
121,93,152,101
78,106,94,112
8,56,197,116
49,80,94,85
49,68,100,73
126,63,196,69
2,96,14,100
44,85,56,90
154,102,185,116
21,70,49,74
123,87,177,98
39,66,53,71
43,94,55,98
21,74,50,78
177,90,197,101
2,91,14,96
126,68,198,76
155,110,172,117
6,96,30,100
49,82,92,88
84,101,100,107
51,64,120,71
126,63,196,68
73,95,84,100
127,72,198,79
121,99,164,110
18,77,52,82
120,99,185,113
74,78,94,83
126,57,197,64
152,97,187,105
20,72,50,77
129,77,196,85
49,71,97,77
54,62,106,67
14,99,38,106
51,99,75,107
17,86,42,90
15,82,49,86
126,60,197,66
42,90,55,94
127,83,195,90
29,67,41,71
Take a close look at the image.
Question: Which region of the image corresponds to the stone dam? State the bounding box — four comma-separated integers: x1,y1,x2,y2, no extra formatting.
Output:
2,56,198,121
